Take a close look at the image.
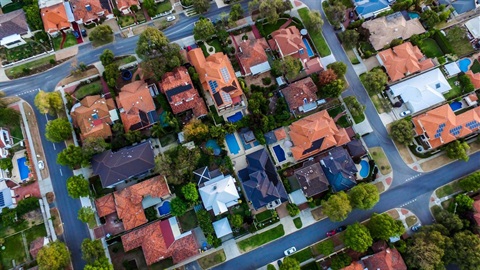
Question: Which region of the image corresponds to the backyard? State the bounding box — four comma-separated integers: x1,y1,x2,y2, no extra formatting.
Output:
74,80,103,100
471,59,480,73
52,33,78,51
178,209,198,232
446,27,475,56
5,55,56,79
297,8,331,57
419,38,444,58
237,224,285,252
444,77,462,100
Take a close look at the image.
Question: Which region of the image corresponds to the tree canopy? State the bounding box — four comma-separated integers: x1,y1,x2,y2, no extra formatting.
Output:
367,213,405,240
405,226,450,270
249,0,292,24
84,257,114,270
459,172,480,192
324,2,345,28
181,182,199,203
445,140,470,162
348,184,380,210
36,241,71,270
327,62,347,77
229,214,244,228
420,9,440,28
34,90,63,115
435,210,463,233
183,118,210,142
99,49,115,67
78,206,95,225
154,145,201,185
330,253,352,270
57,144,90,168
67,175,90,198
229,3,244,22
304,10,323,32
390,119,415,145
45,118,72,143
171,197,188,216
81,239,105,263
280,257,300,270
104,64,119,88
455,194,474,212
136,27,171,59
343,223,373,252
339,30,360,49
361,69,388,96
271,56,303,79
322,191,352,222
320,79,345,98
89,25,114,45
446,231,480,269
193,0,210,14
193,18,216,41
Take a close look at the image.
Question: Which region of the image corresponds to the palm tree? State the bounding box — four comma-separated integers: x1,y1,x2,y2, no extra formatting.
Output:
165,112,179,132
150,123,165,138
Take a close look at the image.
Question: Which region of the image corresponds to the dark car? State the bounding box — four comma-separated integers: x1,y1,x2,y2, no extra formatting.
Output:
326,229,337,237
336,226,347,233
81,29,87,37
72,30,80,39
349,11,354,19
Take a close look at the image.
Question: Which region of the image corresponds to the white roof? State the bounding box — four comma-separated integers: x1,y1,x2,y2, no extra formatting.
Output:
465,16,480,39
0,34,22,46
288,189,307,205
64,2,75,22
390,68,450,113
250,62,271,75
213,217,232,238
0,0,12,7
199,175,240,216
38,0,62,8
444,62,461,76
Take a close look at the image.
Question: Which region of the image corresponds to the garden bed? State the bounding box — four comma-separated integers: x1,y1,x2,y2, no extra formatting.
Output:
156,1,172,14
405,215,418,227
435,180,461,198
293,217,302,229
237,224,284,252
289,247,313,263
198,249,226,269
74,80,103,99
0,41,49,64
118,15,136,28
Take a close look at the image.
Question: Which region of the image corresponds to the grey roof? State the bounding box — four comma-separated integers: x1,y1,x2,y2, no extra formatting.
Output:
451,0,475,14
0,10,29,40
294,161,329,197
91,142,155,187
346,140,367,159
0,187,13,209
320,147,358,192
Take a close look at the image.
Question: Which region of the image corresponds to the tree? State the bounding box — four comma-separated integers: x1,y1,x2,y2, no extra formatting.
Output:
327,62,347,77
171,197,188,216
81,239,105,263
250,0,291,24
330,253,352,270
367,213,405,240
280,257,300,270
348,184,380,210
405,228,450,270
286,203,300,217
181,183,199,203
82,137,110,157
89,25,114,45
155,145,201,185
459,172,480,192
445,140,470,162
99,49,115,67
0,107,20,124
183,118,209,142
271,56,302,79
304,10,323,32
67,175,90,198
125,130,143,144
143,0,157,17
193,0,210,14
446,231,480,269
84,257,114,270
136,27,171,59
458,74,475,94
23,4,43,30
229,214,244,228
324,2,346,28
420,9,440,28
45,118,72,143
104,64,119,88
343,223,373,252
315,239,334,255
78,206,95,226
321,79,345,98
150,123,166,138
193,18,215,41
229,3,244,22
339,30,359,49
361,69,388,96
0,157,13,171
0,237,4,246
57,145,89,168
435,210,463,233
34,90,63,115
322,191,352,222
317,69,337,86
390,119,414,145
36,241,71,270
455,194,474,212
2,208,16,226
209,125,227,141
344,96,365,121
196,209,214,234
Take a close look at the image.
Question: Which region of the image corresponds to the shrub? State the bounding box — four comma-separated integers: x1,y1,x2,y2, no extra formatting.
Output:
49,59,56,65
286,203,300,217
262,77,272,85
433,31,453,54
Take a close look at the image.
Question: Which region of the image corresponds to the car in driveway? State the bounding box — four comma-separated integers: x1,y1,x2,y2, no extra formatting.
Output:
38,160,44,170
81,29,87,37
166,15,176,22
72,30,80,39
326,229,337,237
400,110,412,117
284,247,296,256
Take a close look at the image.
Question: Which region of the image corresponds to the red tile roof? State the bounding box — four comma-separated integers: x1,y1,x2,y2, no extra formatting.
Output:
281,77,318,112
237,38,269,75
70,0,106,23
342,261,364,270
269,26,307,60
41,3,70,34
70,95,114,141
94,193,116,217
304,57,324,75
466,70,480,89
29,237,48,259
362,248,407,270
117,81,156,132
116,0,138,10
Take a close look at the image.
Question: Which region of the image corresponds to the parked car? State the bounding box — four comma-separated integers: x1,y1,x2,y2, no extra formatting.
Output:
166,15,176,22
400,110,412,117
349,11,354,19
326,229,337,237
284,247,296,256
38,160,44,170
72,30,80,39
411,224,422,232
335,226,347,233
81,29,87,37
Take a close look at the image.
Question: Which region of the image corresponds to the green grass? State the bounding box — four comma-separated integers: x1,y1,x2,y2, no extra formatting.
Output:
298,8,331,57
289,248,313,263
327,106,343,118
206,39,222,53
471,59,480,73
0,233,26,268
75,81,103,100
156,1,172,14
262,19,290,37
336,115,351,128
446,29,475,56
24,224,47,243
293,217,302,229
118,15,135,28
419,38,444,58
178,209,198,232
114,55,137,66
237,224,285,252
370,147,392,175
255,210,273,222
135,10,146,22
431,205,442,216
198,249,226,269
444,77,462,100
406,216,418,227
435,181,461,198
52,33,78,51
159,133,176,146
5,55,55,78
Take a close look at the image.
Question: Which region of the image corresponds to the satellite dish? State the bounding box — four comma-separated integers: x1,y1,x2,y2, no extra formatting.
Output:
300,29,308,36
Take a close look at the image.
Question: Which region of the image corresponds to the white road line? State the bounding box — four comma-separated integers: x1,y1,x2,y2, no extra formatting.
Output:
59,169,63,176
52,143,56,150
45,114,49,122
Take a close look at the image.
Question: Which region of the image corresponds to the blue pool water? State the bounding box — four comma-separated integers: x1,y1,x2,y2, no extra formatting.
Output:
227,112,243,123
408,12,420,19
158,201,171,216
273,145,286,162
225,133,241,155
17,157,30,181
302,38,314,57
450,101,462,111
359,160,370,178
457,58,471,72
206,139,222,155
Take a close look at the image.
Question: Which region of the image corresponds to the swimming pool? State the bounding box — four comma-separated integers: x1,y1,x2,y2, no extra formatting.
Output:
302,38,315,57
273,145,286,162
227,112,243,123
359,160,370,178
157,201,171,216
457,58,471,73
206,139,222,155
450,101,462,111
408,12,420,19
225,133,241,155
17,157,30,181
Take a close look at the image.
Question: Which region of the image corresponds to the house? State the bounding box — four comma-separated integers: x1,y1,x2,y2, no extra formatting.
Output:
0,180,15,210
466,70,480,90
116,0,139,14
0,10,32,49
289,110,351,161
159,66,208,119
91,141,155,188
29,237,50,259
363,12,426,51
353,0,391,19
346,139,367,161
237,38,271,76
294,161,329,197
320,147,357,192
388,68,451,113
465,16,480,39
0,128,13,159
344,248,407,270
41,3,72,36
121,218,198,265
69,0,106,25
281,77,318,114
473,198,480,226
440,0,477,14
70,95,117,141
212,217,232,239
377,42,435,82
187,49,244,113
198,171,240,216
117,81,158,132
412,104,480,149
239,148,288,210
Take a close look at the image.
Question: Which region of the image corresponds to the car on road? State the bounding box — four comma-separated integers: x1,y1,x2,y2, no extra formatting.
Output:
400,110,412,117
81,29,87,37
38,160,44,170
336,226,347,233
72,30,80,39
284,247,296,256
411,224,422,232
326,229,337,237
166,15,176,22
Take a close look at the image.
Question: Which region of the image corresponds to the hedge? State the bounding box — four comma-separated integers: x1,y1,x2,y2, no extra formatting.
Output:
433,31,453,54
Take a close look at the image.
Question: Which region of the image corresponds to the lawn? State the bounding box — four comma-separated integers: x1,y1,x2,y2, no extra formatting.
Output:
444,77,462,100
369,147,392,175
336,115,352,128
255,210,274,222
198,249,226,269
261,18,290,37
435,180,461,198
0,233,26,269
293,217,302,229
135,10,146,23
406,216,418,227
471,59,480,73
24,224,47,243
446,27,475,56
327,105,343,118
419,38,444,58
5,55,55,78
200,39,223,56
178,209,198,232
298,8,331,57
52,33,78,51
289,247,313,263
156,0,172,14
118,15,136,28
237,224,284,252
113,55,137,66
74,81,103,100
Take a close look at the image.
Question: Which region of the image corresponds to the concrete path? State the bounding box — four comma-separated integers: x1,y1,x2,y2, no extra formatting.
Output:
223,239,241,260
320,54,336,66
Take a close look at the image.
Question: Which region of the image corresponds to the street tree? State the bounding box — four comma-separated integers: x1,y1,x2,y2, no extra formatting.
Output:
367,213,405,240
193,18,216,41
193,0,210,14
339,30,360,49
34,90,63,115
348,184,379,210
183,118,209,142
322,191,352,222
360,69,388,96
435,210,463,233
57,145,89,168
287,203,300,217
81,239,105,263
446,231,480,269
405,228,450,270
104,64,119,88
390,119,415,145
315,239,334,255
23,4,43,30
99,49,115,67
84,257,114,270
229,3,244,22
45,118,72,143
229,214,244,229
89,25,114,45
0,107,20,124
279,257,300,270
36,241,71,270
324,2,345,28
327,62,347,77
459,172,480,192
78,207,95,225
136,27,171,59
445,140,470,162
343,223,373,252
171,197,188,216
316,69,337,86
304,10,323,32
321,79,345,98
249,0,291,24
143,0,157,17
181,183,199,203
330,253,352,270
455,194,474,212
271,56,302,79
67,175,90,198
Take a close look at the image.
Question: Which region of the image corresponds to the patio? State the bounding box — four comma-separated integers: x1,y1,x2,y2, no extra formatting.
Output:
95,212,125,238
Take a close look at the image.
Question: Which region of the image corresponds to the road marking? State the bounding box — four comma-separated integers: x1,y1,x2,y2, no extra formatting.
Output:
405,173,422,182
45,114,49,122
400,199,417,207
117,45,125,49
59,169,63,176
52,143,56,150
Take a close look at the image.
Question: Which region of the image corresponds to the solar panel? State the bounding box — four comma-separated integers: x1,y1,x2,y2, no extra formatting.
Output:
0,193,4,207
220,67,231,83
435,133,441,138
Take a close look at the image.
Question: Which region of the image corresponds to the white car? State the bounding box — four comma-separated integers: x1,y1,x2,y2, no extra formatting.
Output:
400,110,411,117
166,15,176,22
284,246,296,256
38,160,44,170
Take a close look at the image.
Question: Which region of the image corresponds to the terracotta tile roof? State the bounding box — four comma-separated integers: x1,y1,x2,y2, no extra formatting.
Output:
474,199,480,212
362,248,407,270
41,3,70,34
237,38,270,75
70,95,114,141
274,128,287,141
29,237,48,259
121,220,198,265
342,261,364,270
116,0,138,10
289,110,350,161
304,57,324,75
187,49,243,110
94,193,116,217
412,104,480,149
160,66,208,118
466,70,480,89
378,42,435,82
281,77,318,112
70,0,106,23
118,81,157,132
269,26,307,59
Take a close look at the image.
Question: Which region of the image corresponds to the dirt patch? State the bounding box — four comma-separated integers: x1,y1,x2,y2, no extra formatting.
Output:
50,208,63,235
2,96,21,105
311,207,327,221
419,153,451,172
21,209,44,225
22,102,49,180
375,182,385,193
55,47,78,61
57,66,99,86
386,209,399,219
